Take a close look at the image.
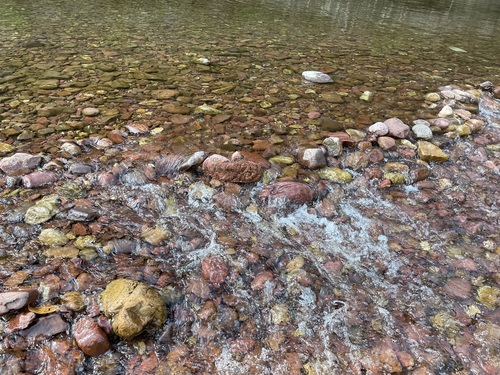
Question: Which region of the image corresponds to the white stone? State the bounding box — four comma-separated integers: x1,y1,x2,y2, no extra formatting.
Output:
412,124,433,140
438,105,453,117
301,71,333,84
82,107,100,116
368,122,389,137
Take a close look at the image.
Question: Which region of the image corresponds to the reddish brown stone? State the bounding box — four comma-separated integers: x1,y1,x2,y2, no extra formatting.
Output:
20,314,68,339
22,171,59,188
259,181,314,205
231,151,271,168
73,317,111,357
6,311,36,333
202,256,229,285
367,148,384,163
251,271,274,291
202,154,263,183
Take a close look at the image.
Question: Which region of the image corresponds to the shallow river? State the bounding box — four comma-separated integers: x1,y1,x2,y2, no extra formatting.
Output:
0,0,499,374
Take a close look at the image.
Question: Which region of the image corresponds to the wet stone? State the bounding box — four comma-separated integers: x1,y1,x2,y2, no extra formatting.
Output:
417,141,449,162
39,228,68,246
384,117,410,139
0,290,38,315
297,147,326,169
99,279,167,339
368,122,389,137
73,317,111,357
202,256,229,285
22,171,59,188
6,311,36,333
317,167,353,183
302,71,333,83
323,137,343,157
82,107,100,117
202,154,263,183
24,195,59,225
68,163,92,175
412,124,433,140
20,314,69,339
67,206,99,221
259,181,314,205
0,153,41,176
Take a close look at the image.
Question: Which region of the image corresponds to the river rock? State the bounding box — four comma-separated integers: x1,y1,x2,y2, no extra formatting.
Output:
6,311,36,333
297,148,326,169
39,228,69,246
178,151,207,171
202,154,263,183
20,314,68,339
322,137,343,157
22,171,59,188
0,142,16,156
384,118,410,139
0,289,38,315
417,141,449,162
99,278,167,339
73,317,111,357
301,71,333,83
412,124,433,140
438,105,454,117
0,153,41,176
24,195,60,225
259,181,314,204
82,107,100,117
368,122,389,137
60,142,82,156
202,256,229,285
343,151,369,170
67,206,99,221
317,167,353,183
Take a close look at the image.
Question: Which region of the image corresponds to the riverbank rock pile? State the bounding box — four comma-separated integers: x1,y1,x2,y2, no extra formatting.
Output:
0,81,499,374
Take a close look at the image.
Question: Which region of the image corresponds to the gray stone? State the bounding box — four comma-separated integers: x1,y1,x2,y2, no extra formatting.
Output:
302,71,333,84
322,137,343,157
412,124,433,140
297,148,326,170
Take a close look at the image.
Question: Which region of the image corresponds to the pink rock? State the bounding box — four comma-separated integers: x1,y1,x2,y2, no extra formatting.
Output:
377,136,396,150
307,111,321,119
97,172,118,187
428,118,451,129
444,278,472,299
0,289,38,315
384,117,410,138
231,151,271,168
202,154,263,183
259,181,314,205
0,153,42,176
22,171,59,188
367,148,384,163
73,317,111,357
202,256,229,285
230,337,256,355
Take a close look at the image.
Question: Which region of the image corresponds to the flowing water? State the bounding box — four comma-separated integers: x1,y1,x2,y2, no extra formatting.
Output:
0,0,499,374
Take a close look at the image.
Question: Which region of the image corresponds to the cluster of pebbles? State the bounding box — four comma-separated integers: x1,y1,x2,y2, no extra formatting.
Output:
0,74,499,374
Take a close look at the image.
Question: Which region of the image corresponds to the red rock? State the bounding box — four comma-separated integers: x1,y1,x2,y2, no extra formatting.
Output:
202,154,263,183
6,311,36,333
384,117,410,138
377,136,396,150
202,256,229,285
259,181,314,205
25,340,83,375
444,278,472,298
20,314,68,339
73,317,111,357
21,171,58,188
251,271,274,291
410,166,430,182
367,148,384,163
252,139,272,151
97,172,118,186
231,151,271,168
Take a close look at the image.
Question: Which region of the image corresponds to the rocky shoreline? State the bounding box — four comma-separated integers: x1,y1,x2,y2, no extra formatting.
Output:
1,76,500,374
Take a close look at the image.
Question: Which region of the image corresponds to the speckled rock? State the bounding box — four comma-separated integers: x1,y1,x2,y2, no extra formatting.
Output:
39,228,68,246
317,167,353,183
322,137,343,157
0,153,41,176
0,289,38,315
100,279,167,339
412,124,433,140
368,122,389,137
297,148,326,169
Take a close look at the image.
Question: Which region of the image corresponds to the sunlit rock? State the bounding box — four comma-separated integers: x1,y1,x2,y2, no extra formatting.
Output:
100,279,167,339
259,181,314,204
417,141,449,162
73,317,111,357
24,195,59,225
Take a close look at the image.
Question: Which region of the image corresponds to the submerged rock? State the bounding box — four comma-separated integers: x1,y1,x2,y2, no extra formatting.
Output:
0,153,41,176
259,181,314,204
73,317,111,357
0,289,38,315
99,279,167,339
202,154,263,183
384,118,410,139
24,195,60,225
